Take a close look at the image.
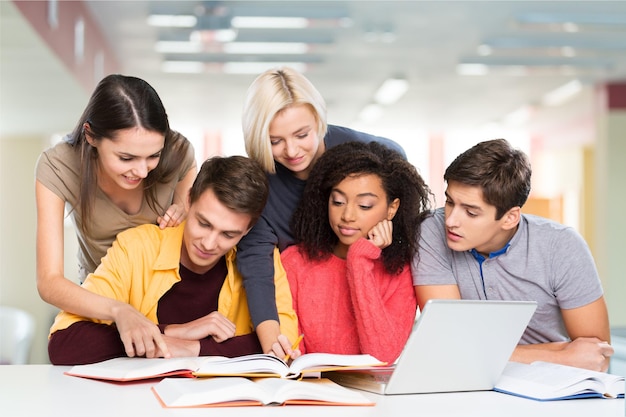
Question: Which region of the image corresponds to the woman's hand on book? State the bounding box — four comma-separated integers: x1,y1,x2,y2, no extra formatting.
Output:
269,334,302,362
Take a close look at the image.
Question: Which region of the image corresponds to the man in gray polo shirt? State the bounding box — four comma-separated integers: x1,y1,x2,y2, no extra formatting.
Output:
412,138,613,372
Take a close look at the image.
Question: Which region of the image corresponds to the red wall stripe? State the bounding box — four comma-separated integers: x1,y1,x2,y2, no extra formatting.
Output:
607,83,626,110
13,0,119,92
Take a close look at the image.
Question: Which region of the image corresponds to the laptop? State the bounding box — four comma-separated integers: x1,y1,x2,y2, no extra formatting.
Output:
324,299,537,395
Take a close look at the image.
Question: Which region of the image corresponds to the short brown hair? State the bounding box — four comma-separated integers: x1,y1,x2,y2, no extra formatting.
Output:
444,138,531,220
189,156,269,227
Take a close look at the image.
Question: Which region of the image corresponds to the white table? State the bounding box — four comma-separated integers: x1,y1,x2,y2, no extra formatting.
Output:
0,365,623,417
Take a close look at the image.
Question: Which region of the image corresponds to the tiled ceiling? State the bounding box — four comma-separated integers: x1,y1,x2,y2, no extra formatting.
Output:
3,1,626,142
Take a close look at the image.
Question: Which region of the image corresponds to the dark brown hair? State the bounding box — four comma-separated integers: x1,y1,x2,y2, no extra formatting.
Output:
444,138,531,219
190,156,269,228
67,74,191,234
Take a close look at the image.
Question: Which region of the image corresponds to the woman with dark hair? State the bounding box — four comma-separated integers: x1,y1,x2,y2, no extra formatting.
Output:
36,74,196,358
281,141,432,364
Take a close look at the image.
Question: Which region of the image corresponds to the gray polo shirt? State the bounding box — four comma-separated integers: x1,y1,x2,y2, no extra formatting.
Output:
412,208,604,344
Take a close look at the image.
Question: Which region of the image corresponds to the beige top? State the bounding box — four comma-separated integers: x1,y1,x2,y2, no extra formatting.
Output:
36,138,195,281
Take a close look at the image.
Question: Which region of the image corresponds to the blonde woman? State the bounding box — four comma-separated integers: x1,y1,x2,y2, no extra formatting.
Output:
237,67,405,354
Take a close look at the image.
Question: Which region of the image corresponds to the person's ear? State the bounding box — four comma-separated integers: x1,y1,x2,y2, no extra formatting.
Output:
83,123,95,146
501,206,521,230
387,198,400,220
186,193,192,211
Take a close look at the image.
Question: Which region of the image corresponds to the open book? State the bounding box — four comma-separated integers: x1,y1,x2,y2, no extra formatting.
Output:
151,377,375,407
65,353,386,382
494,361,625,401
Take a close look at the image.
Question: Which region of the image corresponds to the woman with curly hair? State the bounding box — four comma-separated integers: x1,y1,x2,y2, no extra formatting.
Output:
281,141,432,364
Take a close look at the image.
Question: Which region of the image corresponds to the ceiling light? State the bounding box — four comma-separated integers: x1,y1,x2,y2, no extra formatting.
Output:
231,16,308,29
457,63,489,75
155,41,202,54
358,104,383,123
373,78,409,105
222,62,308,74
516,12,626,27
223,42,309,54
541,80,582,106
477,44,493,56
147,15,197,28
161,61,204,73
503,106,534,126
562,22,579,32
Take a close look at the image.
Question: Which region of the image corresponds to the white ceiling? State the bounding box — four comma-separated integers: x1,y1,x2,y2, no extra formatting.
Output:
2,1,626,146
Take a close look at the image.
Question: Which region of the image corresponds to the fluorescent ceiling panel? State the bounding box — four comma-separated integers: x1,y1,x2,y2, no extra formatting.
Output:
541,80,583,106
374,78,409,105
148,14,197,27
223,42,309,54
231,16,308,28
155,41,202,53
515,12,626,26
161,61,204,73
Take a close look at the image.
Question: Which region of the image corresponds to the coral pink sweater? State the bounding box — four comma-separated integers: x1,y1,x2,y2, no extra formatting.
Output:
281,238,417,364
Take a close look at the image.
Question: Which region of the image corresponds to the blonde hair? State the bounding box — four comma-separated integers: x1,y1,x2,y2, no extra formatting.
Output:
242,66,327,173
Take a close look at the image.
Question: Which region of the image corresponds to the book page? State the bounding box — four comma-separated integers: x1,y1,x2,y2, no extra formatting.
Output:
153,377,267,407
495,361,625,400
193,352,386,379
194,354,289,377
152,377,375,407
252,377,374,405
65,356,217,381
287,353,386,377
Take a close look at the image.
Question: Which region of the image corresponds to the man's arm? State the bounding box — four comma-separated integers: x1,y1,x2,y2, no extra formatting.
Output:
417,285,614,372
160,312,263,357
511,297,613,372
415,284,461,311
48,321,127,365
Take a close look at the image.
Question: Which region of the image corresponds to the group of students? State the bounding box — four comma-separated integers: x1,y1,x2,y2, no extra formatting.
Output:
38,67,614,373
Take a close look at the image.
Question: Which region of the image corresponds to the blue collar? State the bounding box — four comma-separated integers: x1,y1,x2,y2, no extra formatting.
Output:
470,243,510,264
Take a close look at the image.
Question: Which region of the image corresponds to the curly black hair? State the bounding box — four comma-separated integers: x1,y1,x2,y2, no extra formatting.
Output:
290,141,433,275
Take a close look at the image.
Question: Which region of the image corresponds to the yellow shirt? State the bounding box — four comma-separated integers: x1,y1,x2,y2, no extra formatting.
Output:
50,223,298,342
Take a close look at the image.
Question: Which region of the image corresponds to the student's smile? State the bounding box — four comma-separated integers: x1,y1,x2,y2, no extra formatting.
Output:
192,244,216,260
122,175,143,186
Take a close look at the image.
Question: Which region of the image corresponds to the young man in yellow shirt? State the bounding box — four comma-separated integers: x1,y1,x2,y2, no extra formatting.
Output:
48,156,298,365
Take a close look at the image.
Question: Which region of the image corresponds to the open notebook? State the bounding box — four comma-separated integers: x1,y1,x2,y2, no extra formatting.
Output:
325,299,537,395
